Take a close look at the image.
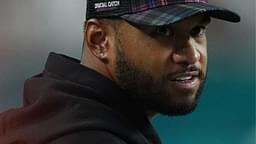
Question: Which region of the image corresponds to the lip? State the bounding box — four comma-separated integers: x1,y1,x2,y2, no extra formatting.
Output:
171,77,200,91
169,71,200,80
167,71,201,91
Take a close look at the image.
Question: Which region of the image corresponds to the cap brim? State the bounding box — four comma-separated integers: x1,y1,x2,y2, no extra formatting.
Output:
121,3,240,26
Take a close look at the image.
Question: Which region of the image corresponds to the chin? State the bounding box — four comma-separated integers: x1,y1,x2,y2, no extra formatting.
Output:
147,87,202,116
160,81,204,116
159,99,198,116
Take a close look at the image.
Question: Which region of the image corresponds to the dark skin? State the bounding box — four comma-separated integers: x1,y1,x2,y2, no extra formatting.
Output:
81,14,211,118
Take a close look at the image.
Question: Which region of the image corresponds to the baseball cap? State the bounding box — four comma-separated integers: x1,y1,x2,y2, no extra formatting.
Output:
86,0,240,26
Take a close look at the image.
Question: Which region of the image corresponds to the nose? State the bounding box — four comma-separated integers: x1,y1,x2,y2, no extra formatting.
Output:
172,37,201,65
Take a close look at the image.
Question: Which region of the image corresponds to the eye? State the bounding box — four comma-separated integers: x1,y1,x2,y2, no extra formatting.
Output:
153,26,175,37
190,26,207,37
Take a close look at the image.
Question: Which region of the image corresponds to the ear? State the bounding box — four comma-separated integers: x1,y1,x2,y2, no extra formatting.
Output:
85,19,109,62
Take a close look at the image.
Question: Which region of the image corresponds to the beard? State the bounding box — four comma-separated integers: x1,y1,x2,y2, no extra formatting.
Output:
115,43,206,116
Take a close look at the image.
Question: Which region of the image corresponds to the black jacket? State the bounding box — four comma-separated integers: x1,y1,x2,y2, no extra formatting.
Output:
0,53,161,144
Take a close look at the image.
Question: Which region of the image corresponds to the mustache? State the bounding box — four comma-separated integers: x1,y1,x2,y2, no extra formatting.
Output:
186,64,201,73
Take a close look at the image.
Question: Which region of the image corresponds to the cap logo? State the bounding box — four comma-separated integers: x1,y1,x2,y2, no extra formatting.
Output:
94,1,120,11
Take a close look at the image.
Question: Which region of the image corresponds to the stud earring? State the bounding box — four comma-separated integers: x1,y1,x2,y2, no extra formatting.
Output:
99,53,107,59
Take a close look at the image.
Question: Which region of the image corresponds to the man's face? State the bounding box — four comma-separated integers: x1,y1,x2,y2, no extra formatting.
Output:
113,15,210,116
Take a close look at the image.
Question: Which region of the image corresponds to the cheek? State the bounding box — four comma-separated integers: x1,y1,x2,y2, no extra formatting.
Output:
117,24,172,77
119,31,161,68
198,44,208,72
128,40,171,74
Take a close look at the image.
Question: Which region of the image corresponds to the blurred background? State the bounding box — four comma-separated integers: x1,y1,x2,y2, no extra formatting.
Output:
0,0,255,144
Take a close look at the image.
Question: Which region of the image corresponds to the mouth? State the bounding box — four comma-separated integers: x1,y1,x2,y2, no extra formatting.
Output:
168,71,201,91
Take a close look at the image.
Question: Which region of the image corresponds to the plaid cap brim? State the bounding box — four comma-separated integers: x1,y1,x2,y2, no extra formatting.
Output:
121,3,240,26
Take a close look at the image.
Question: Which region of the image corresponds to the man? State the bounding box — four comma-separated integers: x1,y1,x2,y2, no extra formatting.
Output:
0,0,240,144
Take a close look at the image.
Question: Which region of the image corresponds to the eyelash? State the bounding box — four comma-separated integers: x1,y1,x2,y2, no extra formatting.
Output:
190,26,207,38
148,26,174,38
150,26,207,38
154,27,174,37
